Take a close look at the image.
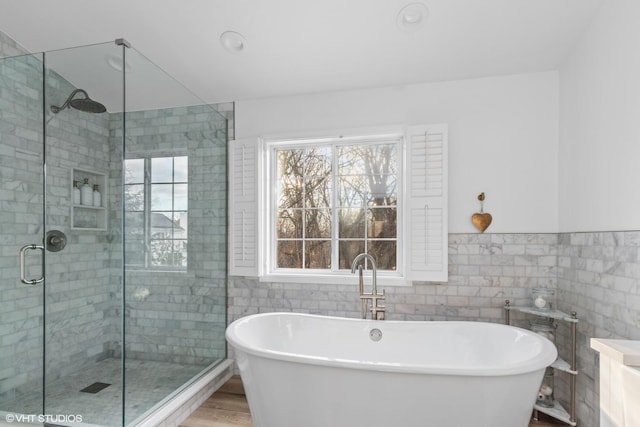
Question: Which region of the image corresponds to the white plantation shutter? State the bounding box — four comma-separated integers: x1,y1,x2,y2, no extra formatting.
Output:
229,138,261,276
406,124,448,282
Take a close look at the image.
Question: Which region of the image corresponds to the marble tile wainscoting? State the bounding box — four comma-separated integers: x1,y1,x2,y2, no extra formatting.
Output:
228,231,640,427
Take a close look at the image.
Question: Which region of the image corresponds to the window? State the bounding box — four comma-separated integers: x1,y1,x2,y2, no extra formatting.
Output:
229,124,448,284
273,139,399,272
124,156,188,269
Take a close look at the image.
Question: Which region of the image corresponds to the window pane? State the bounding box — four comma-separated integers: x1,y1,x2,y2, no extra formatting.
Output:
277,240,302,268
277,209,303,239
124,159,144,184
338,240,365,270
305,209,331,239
367,208,397,238
368,241,397,271
173,240,188,267
338,176,367,207
150,239,186,268
150,212,175,238
303,147,331,177
305,240,330,269
151,184,173,210
174,212,188,238
278,177,303,209
338,146,367,175
174,184,188,210
174,156,188,182
151,157,174,182
124,184,144,211
338,143,398,207
304,176,331,208
368,176,397,206
277,148,304,209
277,148,304,179
339,208,365,238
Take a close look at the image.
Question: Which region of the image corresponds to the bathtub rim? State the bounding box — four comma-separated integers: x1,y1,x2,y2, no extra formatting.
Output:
226,312,558,377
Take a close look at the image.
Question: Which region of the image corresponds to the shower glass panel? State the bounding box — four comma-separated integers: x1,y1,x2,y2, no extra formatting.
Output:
121,47,227,426
0,39,227,427
43,41,125,425
0,52,45,418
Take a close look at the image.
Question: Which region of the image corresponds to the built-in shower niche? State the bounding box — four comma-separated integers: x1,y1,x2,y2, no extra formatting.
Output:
71,167,107,230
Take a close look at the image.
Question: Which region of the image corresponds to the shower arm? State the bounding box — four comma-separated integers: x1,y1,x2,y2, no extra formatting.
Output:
51,88,89,113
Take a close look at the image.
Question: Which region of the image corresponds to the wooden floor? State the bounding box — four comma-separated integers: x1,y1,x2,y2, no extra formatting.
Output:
180,376,253,427
180,376,565,427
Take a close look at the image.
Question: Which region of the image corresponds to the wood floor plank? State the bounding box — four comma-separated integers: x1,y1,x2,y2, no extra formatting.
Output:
200,392,251,413
181,406,253,427
217,376,246,395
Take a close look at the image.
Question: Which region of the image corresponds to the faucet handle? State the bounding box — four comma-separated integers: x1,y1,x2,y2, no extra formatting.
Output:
372,305,386,320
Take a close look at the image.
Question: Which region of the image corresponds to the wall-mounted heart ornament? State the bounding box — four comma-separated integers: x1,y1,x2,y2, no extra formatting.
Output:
471,192,492,233
472,212,492,233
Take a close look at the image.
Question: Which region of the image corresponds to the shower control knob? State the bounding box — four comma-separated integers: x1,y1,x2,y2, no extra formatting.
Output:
46,230,67,252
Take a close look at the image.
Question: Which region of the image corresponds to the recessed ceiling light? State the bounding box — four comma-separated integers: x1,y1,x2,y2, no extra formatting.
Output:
220,31,246,54
397,3,429,32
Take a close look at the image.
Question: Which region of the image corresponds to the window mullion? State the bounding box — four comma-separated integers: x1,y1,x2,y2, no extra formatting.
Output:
331,143,339,272
144,157,152,268
170,157,175,260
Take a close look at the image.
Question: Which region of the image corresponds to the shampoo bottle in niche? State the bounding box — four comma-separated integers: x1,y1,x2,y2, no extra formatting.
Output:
92,185,101,207
73,180,81,205
80,178,93,206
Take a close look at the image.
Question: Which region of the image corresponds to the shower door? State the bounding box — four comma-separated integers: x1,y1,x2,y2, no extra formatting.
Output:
0,51,47,420
0,42,127,426
41,41,126,426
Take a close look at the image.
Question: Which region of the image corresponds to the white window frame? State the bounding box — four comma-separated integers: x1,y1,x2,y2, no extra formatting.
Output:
228,124,448,286
264,132,405,283
124,155,189,272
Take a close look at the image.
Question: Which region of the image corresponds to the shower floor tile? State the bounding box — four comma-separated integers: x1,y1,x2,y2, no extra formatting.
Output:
4,358,207,427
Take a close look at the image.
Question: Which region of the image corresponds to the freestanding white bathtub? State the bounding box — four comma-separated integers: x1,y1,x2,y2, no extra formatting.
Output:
226,312,557,427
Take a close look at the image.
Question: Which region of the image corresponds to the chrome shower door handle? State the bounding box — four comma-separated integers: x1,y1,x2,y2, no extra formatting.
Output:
19,244,45,285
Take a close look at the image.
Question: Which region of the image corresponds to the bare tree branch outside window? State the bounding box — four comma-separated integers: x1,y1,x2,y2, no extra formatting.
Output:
275,140,398,271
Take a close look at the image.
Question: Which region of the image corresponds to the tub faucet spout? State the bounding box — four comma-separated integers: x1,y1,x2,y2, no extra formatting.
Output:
350,253,385,320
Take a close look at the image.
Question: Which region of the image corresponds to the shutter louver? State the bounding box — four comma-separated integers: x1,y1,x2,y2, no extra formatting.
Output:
229,138,260,276
406,124,448,282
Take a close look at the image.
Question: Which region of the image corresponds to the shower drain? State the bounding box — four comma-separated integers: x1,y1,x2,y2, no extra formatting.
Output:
80,382,111,394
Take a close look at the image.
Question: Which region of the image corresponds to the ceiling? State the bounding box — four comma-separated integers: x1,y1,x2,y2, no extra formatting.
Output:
0,0,602,107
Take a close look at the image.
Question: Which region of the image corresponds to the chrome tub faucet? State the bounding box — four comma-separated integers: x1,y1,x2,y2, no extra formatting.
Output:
350,253,385,320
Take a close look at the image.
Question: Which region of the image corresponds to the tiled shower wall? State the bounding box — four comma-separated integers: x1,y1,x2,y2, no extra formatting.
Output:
44,74,114,380
0,30,26,57
229,231,640,427
108,105,228,364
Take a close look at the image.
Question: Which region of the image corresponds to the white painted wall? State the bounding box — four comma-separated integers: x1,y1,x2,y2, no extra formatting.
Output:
236,71,559,233
559,0,640,232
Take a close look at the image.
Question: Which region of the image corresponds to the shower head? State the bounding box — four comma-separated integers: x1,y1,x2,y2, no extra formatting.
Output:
51,89,107,114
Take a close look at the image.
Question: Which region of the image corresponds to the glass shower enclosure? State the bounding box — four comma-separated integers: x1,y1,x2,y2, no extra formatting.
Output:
0,40,227,426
